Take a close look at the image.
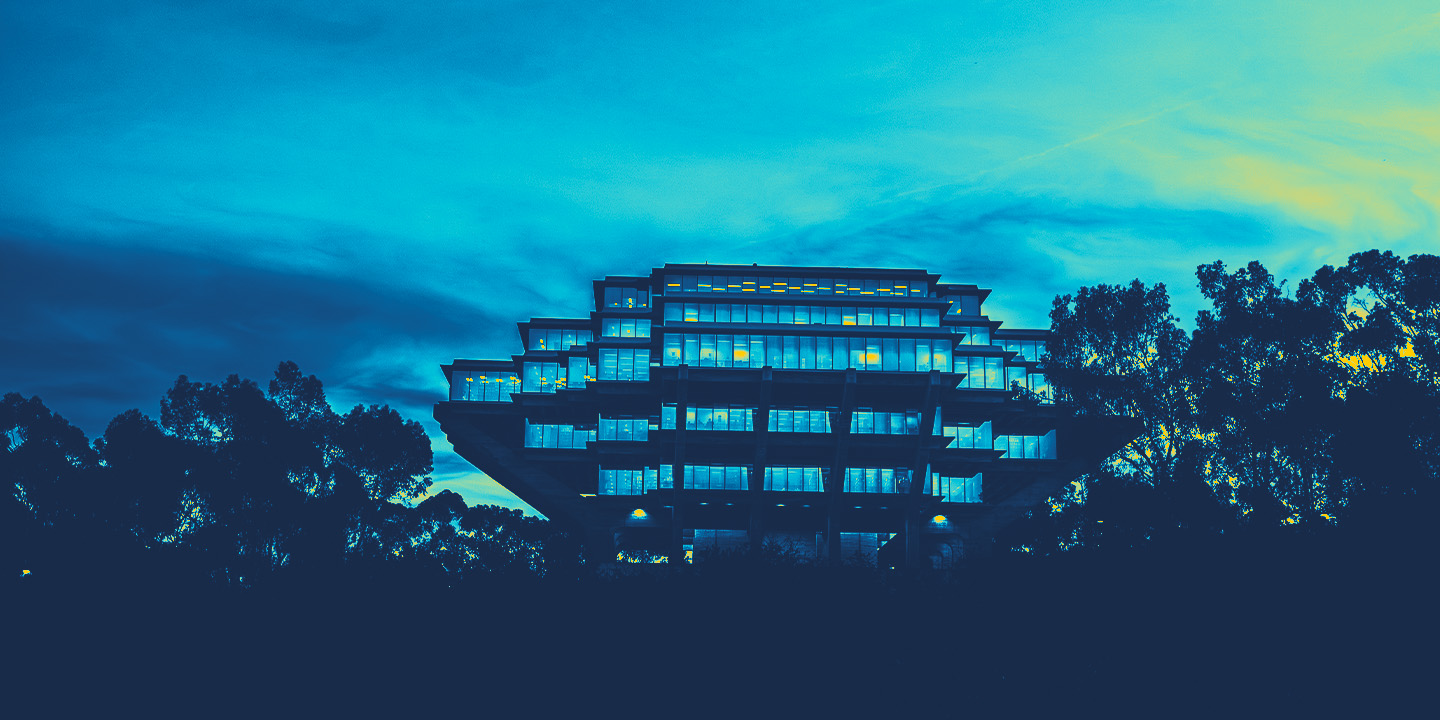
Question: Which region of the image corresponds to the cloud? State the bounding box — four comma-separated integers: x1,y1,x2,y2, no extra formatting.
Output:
6,0,1438,512
0,232,535,511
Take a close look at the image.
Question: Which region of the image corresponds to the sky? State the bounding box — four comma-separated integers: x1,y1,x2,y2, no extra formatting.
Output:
4,0,1437,513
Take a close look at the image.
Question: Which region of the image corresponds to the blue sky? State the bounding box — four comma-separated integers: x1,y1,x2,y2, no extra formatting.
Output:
4,0,1437,512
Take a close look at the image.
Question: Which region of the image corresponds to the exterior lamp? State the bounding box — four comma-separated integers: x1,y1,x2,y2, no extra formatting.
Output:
932,514,948,525
631,508,647,520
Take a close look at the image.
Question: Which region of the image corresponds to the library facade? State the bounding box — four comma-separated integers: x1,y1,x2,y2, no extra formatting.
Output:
435,264,1132,567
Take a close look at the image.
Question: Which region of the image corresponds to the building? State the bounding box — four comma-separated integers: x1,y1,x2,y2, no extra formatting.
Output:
435,264,1134,568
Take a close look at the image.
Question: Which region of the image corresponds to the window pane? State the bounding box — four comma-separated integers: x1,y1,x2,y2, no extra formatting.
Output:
617,349,634,381
664,334,682,366
934,339,952,373
699,334,716,367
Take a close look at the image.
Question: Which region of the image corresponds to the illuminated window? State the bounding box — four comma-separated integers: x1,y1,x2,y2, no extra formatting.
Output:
993,430,1056,459
598,467,667,495
764,466,827,491
942,421,992,449
598,349,650,381
929,471,982,503
683,465,750,490
844,467,910,493
524,420,596,449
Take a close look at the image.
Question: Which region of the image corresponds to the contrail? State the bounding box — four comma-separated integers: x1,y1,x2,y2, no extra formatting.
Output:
896,91,1220,200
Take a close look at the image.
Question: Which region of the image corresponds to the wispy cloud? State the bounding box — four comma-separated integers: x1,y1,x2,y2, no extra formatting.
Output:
4,0,1436,510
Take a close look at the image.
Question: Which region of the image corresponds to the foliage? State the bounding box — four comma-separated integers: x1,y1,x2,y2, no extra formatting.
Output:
4,362,576,587
1024,250,1438,554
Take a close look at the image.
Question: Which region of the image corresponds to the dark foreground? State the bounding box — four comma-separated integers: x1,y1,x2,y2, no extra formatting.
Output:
10,530,1429,716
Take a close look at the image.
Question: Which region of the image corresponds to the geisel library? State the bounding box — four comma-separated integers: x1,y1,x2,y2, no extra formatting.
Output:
436,264,1135,568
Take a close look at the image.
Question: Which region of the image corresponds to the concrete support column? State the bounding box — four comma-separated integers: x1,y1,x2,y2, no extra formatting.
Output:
904,512,920,569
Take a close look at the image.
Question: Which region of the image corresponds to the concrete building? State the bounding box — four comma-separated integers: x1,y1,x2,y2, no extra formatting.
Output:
435,264,1133,567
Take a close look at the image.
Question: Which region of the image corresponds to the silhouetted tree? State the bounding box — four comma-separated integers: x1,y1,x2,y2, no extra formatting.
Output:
1047,280,1193,486
2,363,581,588
3,393,99,576
1020,251,1440,555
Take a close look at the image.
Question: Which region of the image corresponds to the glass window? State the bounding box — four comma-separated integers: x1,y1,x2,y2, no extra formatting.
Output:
865,338,881,370
664,334,682,365
816,336,832,369
857,307,873,325
827,306,844,325
717,335,733,368
619,349,636,381
783,335,798,368
715,304,730,323
635,350,650,381
568,357,588,388
599,351,619,380
848,338,865,369
699,334,716,367
799,335,815,369
733,334,750,365
882,338,899,371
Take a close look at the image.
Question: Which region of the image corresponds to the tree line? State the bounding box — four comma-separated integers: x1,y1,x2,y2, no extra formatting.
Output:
1006,249,1437,554
4,361,579,589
